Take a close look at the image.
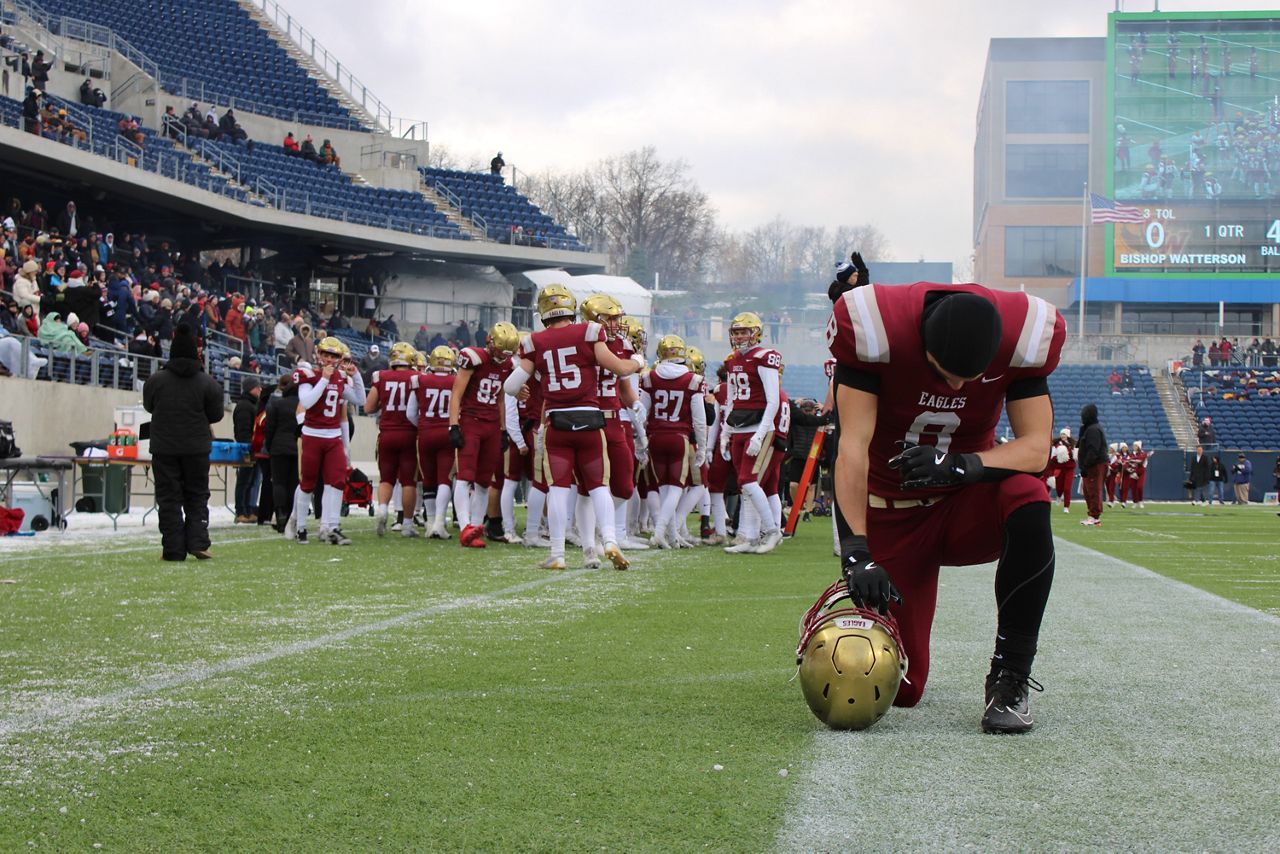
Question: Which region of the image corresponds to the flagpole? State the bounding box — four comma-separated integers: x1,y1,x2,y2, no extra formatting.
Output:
1078,182,1089,341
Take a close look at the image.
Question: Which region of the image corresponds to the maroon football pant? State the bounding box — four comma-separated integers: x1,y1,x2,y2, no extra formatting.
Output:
299,434,347,493
867,474,1048,708
377,429,418,487
604,418,635,499
417,426,454,488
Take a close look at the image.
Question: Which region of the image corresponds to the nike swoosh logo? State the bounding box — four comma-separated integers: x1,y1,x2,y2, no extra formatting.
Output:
570,424,594,431
981,375,1004,383
934,452,946,465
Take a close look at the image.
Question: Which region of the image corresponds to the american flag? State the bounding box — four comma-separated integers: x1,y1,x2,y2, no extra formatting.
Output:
1090,193,1146,224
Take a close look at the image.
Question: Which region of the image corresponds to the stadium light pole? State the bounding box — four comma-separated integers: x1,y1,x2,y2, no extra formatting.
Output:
1078,182,1089,340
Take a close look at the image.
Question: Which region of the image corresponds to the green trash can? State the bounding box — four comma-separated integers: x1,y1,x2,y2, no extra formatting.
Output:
78,464,130,514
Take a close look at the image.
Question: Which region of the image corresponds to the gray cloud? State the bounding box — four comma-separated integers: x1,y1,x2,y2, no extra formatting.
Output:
292,0,1279,271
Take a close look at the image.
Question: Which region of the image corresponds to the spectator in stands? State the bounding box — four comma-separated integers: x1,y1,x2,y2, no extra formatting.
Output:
1191,338,1205,366
0,323,47,378
319,139,341,168
300,134,319,163
79,78,106,108
1107,366,1123,395
1077,403,1107,526
30,50,50,90
20,304,37,337
218,109,247,144
224,296,247,352
143,324,223,561
129,328,162,382
491,151,505,177
413,325,432,351
37,311,87,355
161,106,184,141
327,307,349,331
273,311,294,356
284,321,315,366
381,314,399,340
233,376,263,523
1,299,22,336
102,270,137,342
454,318,471,344
117,115,144,146
1231,454,1252,505
283,132,300,156
1197,416,1216,447
154,298,175,342
1262,338,1277,368
21,87,41,135
1208,453,1228,505
13,259,40,310
1188,445,1211,504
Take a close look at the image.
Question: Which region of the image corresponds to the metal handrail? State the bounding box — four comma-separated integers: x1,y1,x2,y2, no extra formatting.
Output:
248,0,409,133
195,138,242,184
113,134,143,165
254,177,280,208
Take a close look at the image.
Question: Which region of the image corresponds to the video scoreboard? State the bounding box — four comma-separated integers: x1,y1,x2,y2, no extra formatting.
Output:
1108,12,1280,275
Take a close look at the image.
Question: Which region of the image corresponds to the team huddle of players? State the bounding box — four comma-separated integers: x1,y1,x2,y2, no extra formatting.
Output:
282,283,797,568
1041,428,1149,511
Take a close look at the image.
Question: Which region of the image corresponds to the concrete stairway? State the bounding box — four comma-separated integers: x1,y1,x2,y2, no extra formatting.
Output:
236,0,380,130
418,183,488,241
1154,370,1199,450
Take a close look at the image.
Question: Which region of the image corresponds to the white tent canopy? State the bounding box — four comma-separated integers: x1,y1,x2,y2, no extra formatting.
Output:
521,269,652,329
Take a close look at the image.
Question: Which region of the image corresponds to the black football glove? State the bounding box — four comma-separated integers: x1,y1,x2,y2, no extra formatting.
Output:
828,251,870,303
840,534,901,614
887,440,984,489
501,433,510,452
449,424,465,449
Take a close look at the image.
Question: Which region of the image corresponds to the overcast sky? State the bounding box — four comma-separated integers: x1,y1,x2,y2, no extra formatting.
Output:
294,0,1276,272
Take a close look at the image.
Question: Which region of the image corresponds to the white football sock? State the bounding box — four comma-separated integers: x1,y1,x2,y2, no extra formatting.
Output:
526,487,547,538
741,481,776,535
294,487,311,532
454,480,473,528
322,484,343,529
434,484,452,528
500,479,519,534
548,485,571,559
577,493,596,552
588,486,615,546
710,492,727,536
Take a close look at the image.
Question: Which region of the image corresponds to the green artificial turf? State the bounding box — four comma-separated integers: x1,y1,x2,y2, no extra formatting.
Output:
1050,502,1280,616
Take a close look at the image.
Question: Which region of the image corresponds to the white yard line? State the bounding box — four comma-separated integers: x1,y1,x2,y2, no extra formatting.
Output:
0,569,593,739
776,537,1280,851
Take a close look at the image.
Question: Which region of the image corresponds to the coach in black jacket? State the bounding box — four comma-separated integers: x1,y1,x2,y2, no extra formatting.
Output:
143,324,224,560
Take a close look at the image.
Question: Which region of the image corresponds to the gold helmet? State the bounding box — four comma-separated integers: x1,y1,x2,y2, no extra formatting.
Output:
389,341,417,368
428,345,456,372
618,316,647,353
415,350,427,370
796,580,907,731
729,311,763,352
317,336,348,358
536,283,577,322
686,346,705,375
656,334,686,363
487,321,520,361
580,293,624,335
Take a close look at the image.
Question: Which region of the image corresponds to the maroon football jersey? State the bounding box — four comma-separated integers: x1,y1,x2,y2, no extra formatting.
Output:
457,346,511,422
774,390,791,440
372,368,418,433
517,373,544,422
725,345,782,410
521,321,605,411
641,368,703,437
413,371,454,430
827,282,1065,500
596,334,635,412
294,367,349,431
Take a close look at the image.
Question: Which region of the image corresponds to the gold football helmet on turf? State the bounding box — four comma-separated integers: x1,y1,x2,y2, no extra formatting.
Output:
729,312,763,352
428,345,456,372
686,346,705,376
796,580,908,730
389,341,417,368
317,336,348,358
580,293,624,336
618,316,647,353
656,334,686,363
487,321,520,361
536,283,577,322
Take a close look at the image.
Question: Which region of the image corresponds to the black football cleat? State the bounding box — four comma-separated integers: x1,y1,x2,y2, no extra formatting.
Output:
484,516,506,542
982,667,1043,734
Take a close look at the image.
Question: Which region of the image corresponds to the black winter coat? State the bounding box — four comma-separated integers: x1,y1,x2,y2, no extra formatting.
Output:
1077,404,1107,468
142,357,224,455
1189,453,1211,487
232,391,258,443
262,386,300,457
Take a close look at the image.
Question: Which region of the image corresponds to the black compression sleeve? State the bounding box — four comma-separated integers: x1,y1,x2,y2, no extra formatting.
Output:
833,363,880,394
1006,375,1049,401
